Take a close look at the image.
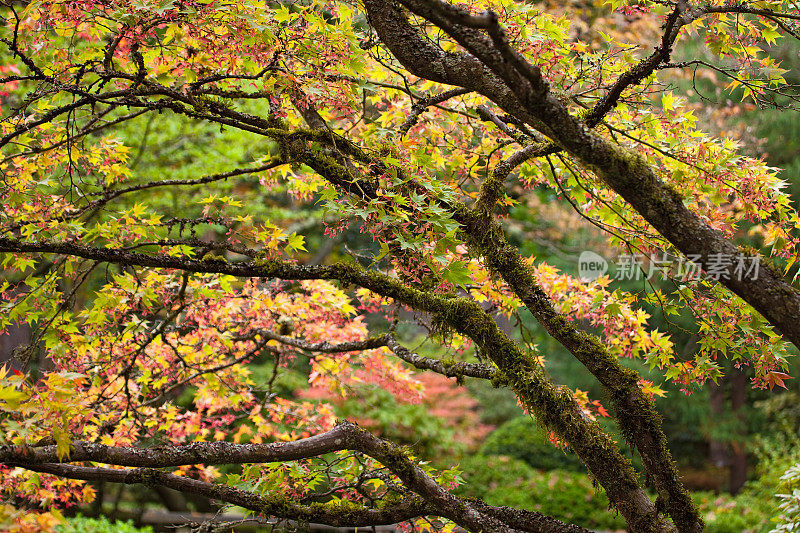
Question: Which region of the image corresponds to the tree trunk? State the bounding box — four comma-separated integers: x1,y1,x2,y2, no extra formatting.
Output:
729,367,748,494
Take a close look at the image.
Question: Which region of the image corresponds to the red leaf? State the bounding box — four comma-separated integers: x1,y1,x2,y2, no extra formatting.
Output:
765,371,792,390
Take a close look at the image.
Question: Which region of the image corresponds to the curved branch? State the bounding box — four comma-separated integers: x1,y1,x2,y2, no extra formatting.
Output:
0,97,92,149
1,422,355,466
399,87,472,135
700,3,800,21
2,421,591,533
385,334,496,380
10,463,434,528
256,328,497,380
254,329,389,353
583,1,689,126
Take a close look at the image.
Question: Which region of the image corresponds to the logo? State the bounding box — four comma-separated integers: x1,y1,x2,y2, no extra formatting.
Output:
578,251,608,282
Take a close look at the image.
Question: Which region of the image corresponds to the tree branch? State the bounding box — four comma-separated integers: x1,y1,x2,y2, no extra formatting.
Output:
254,329,389,353
10,463,434,528
363,4,697,531
399,87,472,136
385,334,496,380
2,421,592,533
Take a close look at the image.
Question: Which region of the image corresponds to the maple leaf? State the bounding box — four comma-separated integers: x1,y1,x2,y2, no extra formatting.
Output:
764,371,793,390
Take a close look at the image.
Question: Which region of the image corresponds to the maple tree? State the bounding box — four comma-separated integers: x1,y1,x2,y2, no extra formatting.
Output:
1,0,800,531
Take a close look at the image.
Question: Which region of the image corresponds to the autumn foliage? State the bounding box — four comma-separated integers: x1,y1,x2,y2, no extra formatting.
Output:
1,0,800,531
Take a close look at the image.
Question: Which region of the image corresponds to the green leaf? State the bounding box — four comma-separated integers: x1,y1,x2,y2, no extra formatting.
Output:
287,233,307,252
53,427,72,460
441,261,472,288
0,386,27,410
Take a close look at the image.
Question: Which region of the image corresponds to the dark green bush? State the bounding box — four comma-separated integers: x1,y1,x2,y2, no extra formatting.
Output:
479,416,586,472
481,415,646,473
456,452,777,532
455,454,627,531
756,391,800,437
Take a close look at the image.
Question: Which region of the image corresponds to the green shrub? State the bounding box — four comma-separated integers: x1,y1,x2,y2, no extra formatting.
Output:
480,415,644,472
772,463,800,533
55,515,153,533
756,392,800,438
456,454,627,531
691,427,800,533
479,416,585,472
692,491,773,533
465,379,524,427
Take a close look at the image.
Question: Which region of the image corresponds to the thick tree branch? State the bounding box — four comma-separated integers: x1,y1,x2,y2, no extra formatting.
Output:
10,463,434,528
365,0,800,358
380,0,800,360
0,422,354,466
2,421,591,533
363,4,698,531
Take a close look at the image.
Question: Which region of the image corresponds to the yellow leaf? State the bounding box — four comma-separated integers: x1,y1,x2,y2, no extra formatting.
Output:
662,92,678,112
